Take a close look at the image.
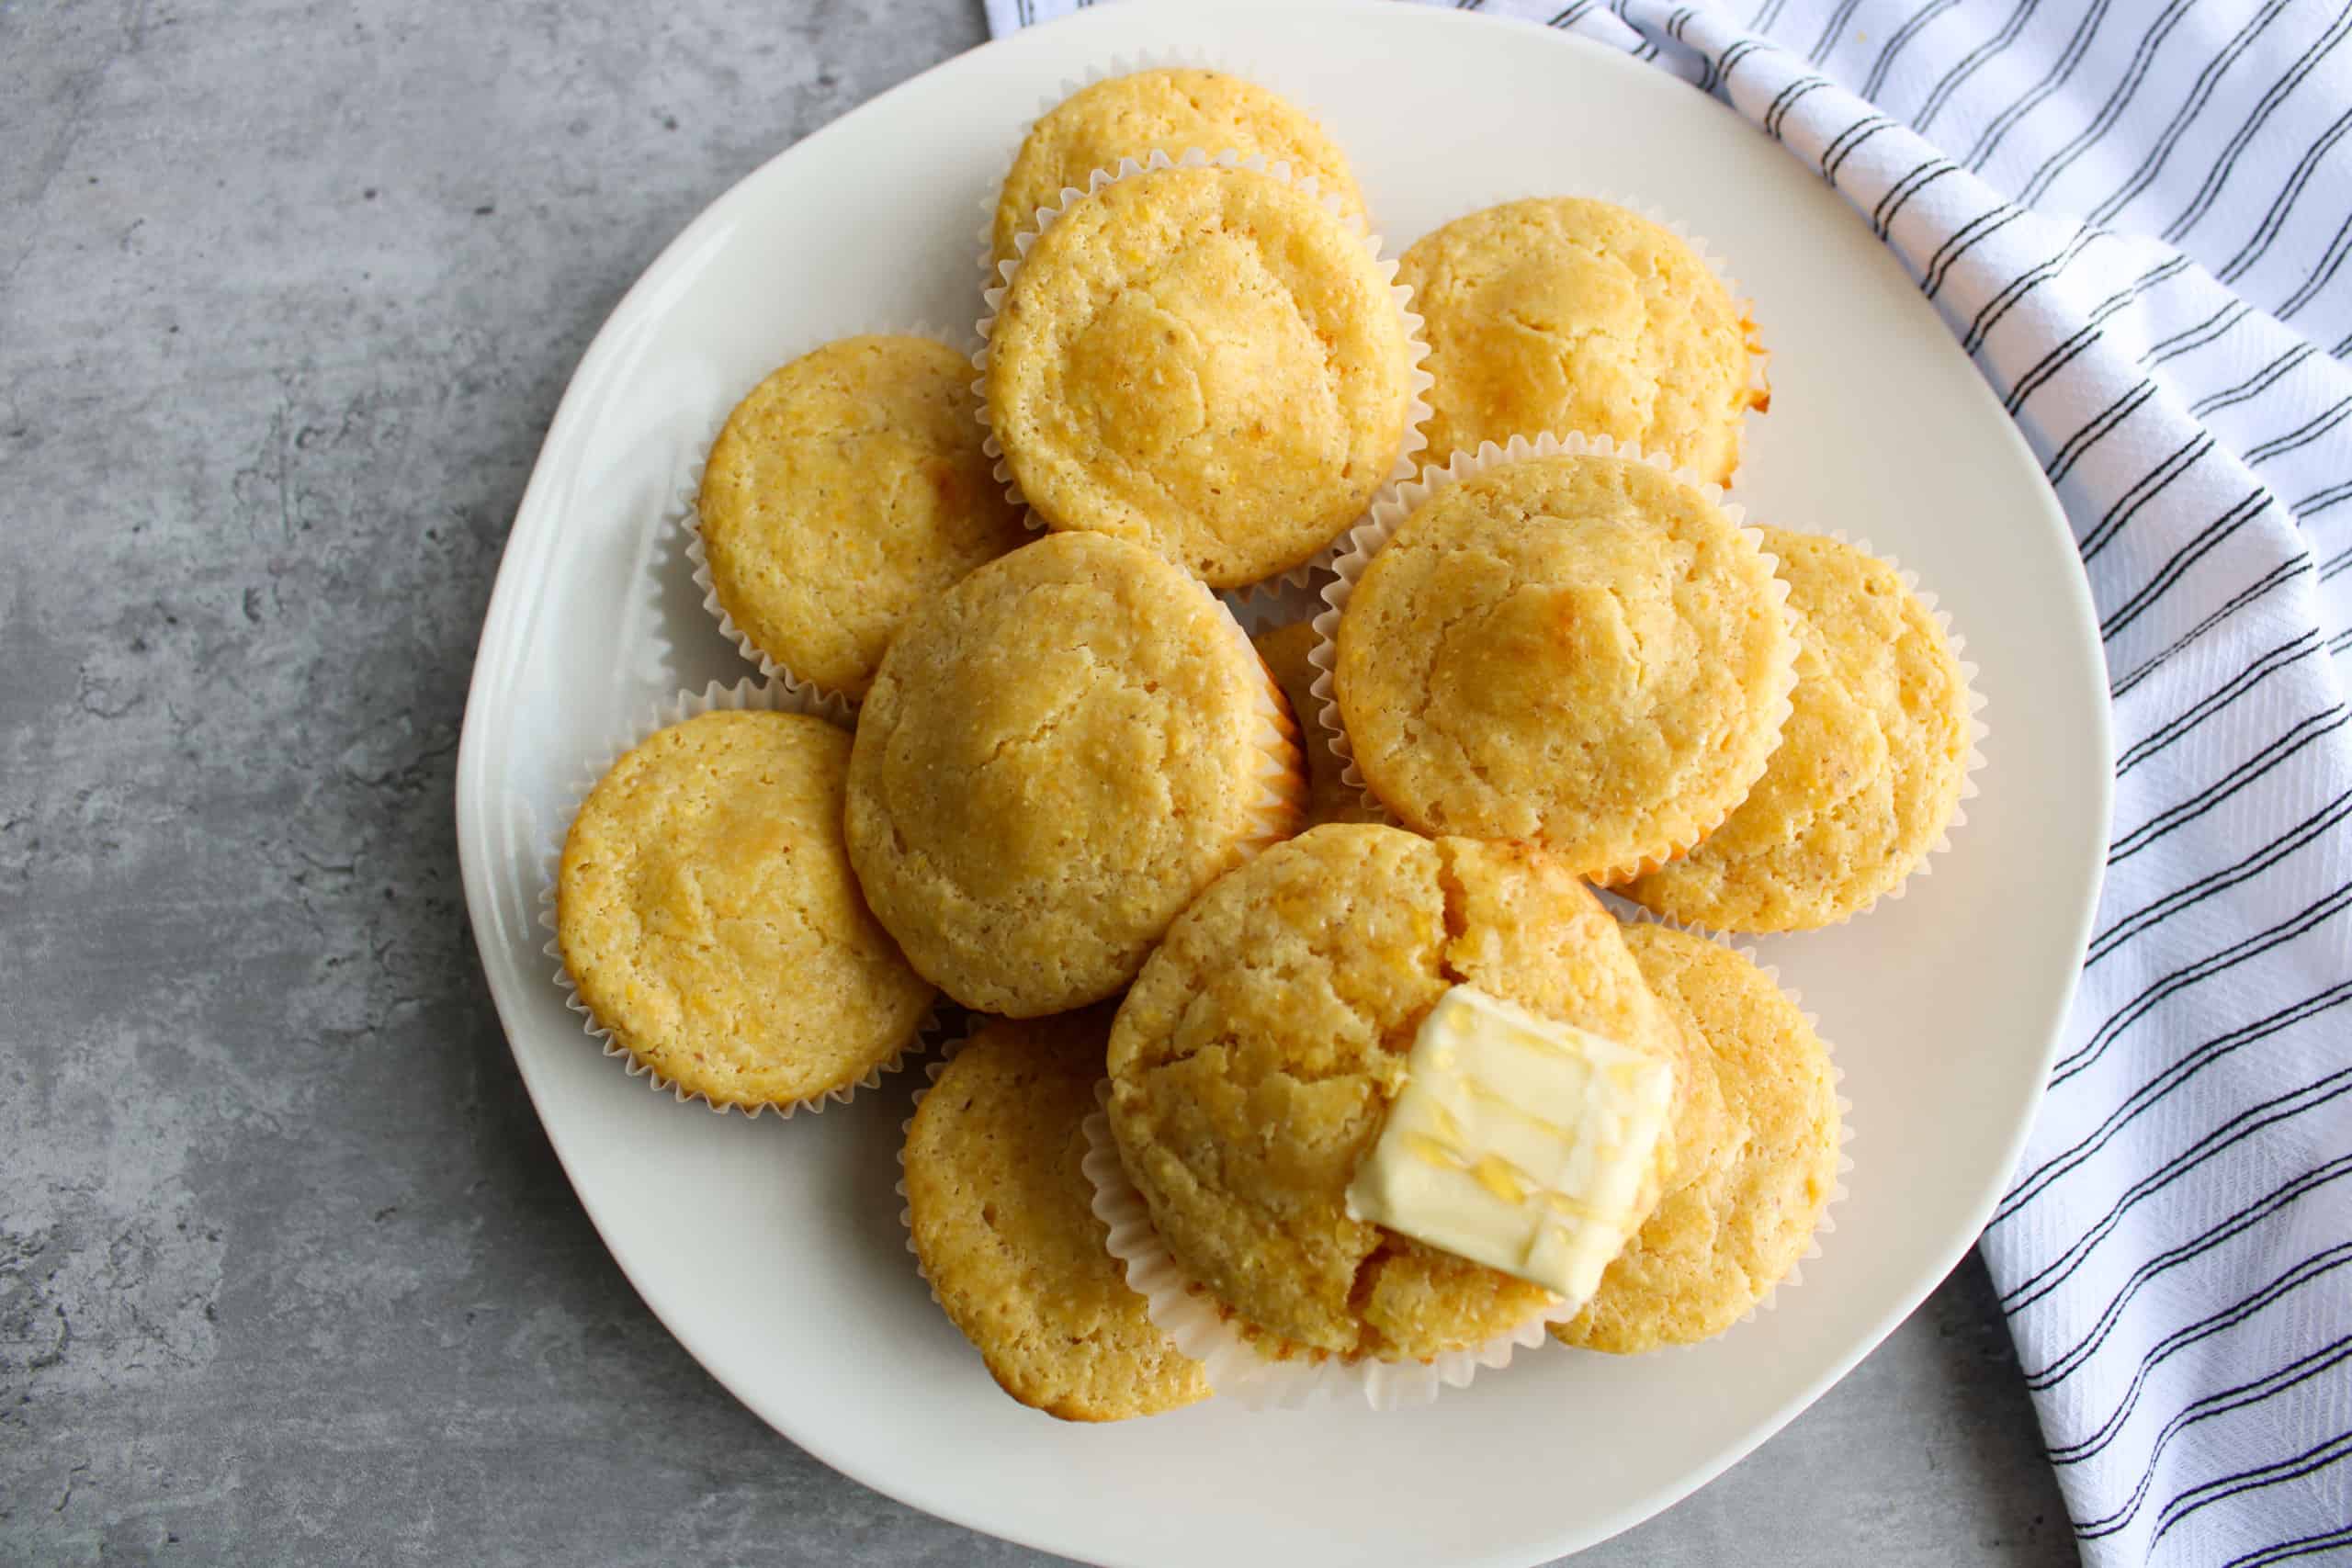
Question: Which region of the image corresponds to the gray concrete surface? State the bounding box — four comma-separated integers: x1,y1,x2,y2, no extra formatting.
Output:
0,2,2078,1562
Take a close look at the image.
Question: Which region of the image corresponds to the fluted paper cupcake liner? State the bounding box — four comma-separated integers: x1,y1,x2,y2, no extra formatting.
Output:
674,323,980,713
1080,1084,1578,1411
1602,904,1855,1341
1309,431,1801,881
974,148,1434,600
539,677,933,1117
1223,562,1338,632
1212,575,1314,849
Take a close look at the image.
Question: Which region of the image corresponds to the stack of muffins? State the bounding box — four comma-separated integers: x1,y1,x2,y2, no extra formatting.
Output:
551,66,1982,1418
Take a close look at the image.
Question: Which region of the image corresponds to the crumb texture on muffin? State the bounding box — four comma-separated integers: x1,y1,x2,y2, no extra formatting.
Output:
1557,921,1841,1353
697,334,1028,698
987,164,1411,589
846,532,1303,1017
558,708,934,1106
1398,197,1762,482
1336,453,1793,880
991,69,1364,267
905,1009,1212,1421
1105,823,1680,1360
1622,527,1972,931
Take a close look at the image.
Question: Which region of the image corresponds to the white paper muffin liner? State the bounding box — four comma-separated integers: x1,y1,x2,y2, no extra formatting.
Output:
1616,528,1990,930
1408,188,1770,487
1223,563,1337,632
539,676,931,1118
1213,575,1315,848
1597,903,1855,1345
973,148,1435,602
1308,431,1801,881
1241,612,1366,820
676,322,986,713
1080,1082,1579,1411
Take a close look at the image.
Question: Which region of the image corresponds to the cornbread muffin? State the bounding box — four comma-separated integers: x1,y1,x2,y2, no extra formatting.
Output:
557,708,933,1107
1397,197,1763,482
1252,619,1376,829
1105,823,1682,1360
990,69,1365,270
845,533,1305,1017
985,163,1415,589
1334,453,1795,882
904,1010,1212,1422
1622,529,1974,930
1558,921,1841,1352
696,335,1029,698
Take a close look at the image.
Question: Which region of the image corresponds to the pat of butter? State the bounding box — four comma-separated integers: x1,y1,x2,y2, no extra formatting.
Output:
1345,985,1673,1303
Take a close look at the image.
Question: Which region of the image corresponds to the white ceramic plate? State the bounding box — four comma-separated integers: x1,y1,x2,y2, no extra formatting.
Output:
455,4,2111,1562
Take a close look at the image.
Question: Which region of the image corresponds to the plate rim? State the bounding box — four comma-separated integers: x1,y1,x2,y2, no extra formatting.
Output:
454,5,2115,1562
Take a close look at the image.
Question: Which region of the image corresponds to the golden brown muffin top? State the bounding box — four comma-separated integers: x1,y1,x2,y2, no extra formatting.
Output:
904,1009,1212,1421
845,533,1302,1017
991,69,1365,269
697,335,1028,698
1623,528,1973,931
1106,823,1681,1360
558,708,933,1107
1558,921,1842,1352
986,164,1412,589
1335,454,1794,882
1397,197,1762,482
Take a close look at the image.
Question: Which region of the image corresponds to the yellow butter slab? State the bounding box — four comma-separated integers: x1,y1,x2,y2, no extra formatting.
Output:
1346,985,1673,1303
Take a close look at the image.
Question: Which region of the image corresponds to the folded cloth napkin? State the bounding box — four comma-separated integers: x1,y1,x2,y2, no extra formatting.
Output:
983,1,2352,1560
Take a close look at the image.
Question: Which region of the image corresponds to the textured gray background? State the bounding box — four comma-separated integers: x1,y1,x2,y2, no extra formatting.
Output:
0,2,2076,1563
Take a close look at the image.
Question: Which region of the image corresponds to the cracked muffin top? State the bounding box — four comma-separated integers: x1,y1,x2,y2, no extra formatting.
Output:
844,532,1304,1018
989,68,1365,270
1621,527,1975,931
1397,197,1763,481
984,163,1414,590
903,1008,1211,1421
1103,823,1682,1361
696,334,1029,699
1334,453,1796,883
557,707,934,1108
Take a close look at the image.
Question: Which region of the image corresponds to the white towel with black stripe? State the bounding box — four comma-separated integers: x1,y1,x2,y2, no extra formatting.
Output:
984,1,2352,1560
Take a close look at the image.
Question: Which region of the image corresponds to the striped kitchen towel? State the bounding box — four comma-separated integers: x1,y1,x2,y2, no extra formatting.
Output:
983,1,2352,1561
